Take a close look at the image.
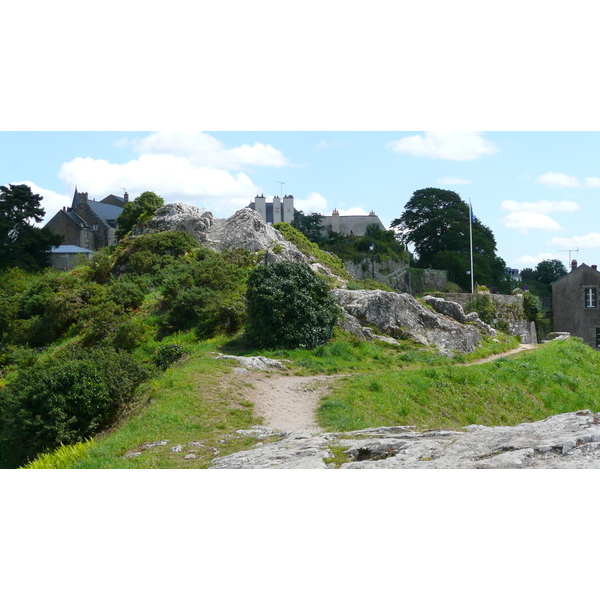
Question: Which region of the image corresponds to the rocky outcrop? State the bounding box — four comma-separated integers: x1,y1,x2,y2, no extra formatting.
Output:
210,411,600,469
423,295,497,337
141,202,216,244
332,288,482,354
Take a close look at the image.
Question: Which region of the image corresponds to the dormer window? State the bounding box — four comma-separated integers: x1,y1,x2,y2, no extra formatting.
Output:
585,287,597,308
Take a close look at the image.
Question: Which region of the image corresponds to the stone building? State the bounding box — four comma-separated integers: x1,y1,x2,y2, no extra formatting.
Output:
551,260,600,349
248,194,385,236
44,188,128,251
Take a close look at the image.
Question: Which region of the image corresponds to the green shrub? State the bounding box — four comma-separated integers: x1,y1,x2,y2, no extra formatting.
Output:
0,347,148,468
466,294,497,325
153,343,185,370
245,261,341,349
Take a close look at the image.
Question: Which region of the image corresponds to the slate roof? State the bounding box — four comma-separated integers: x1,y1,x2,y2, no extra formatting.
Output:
51,245,93,254
87,200,123,226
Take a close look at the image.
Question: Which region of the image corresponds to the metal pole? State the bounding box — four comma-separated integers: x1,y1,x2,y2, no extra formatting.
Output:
469,200,474,293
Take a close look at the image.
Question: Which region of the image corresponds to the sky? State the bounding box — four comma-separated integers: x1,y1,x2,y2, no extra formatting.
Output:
2,130,600,271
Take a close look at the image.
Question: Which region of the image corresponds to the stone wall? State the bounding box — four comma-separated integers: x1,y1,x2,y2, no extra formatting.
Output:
441,292,537,344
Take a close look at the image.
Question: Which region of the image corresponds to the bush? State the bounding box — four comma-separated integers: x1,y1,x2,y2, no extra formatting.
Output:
245,261,341,349
153,343,185,370
0,347,148,467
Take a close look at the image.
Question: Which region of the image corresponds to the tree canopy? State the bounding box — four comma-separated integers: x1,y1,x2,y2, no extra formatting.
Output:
116,191,164,240
391,188,508,291
519,258,567,297
0,184,62,272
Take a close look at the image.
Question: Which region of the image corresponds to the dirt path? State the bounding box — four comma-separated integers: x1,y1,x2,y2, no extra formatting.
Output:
237,344,538,433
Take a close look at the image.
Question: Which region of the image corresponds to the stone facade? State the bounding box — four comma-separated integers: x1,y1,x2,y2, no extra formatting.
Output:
552,262,600,349
44,189,127,251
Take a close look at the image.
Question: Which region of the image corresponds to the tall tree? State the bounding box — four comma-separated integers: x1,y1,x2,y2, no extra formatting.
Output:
0,184,62,271
116,191,164,241
534,259,567,285
391,188,508,291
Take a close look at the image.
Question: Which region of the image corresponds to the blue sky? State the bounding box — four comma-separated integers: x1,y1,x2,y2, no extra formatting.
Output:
3,130,600,270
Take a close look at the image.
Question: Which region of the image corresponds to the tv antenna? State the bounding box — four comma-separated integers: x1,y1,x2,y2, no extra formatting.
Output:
276,181,285,197
558,247,579,267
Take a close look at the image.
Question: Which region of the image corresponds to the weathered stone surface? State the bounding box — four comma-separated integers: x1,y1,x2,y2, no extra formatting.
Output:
210,411,600,469
215,354,289,371
142,202,215,243
423,295,497,337
544,332,571,343
332,288,482,354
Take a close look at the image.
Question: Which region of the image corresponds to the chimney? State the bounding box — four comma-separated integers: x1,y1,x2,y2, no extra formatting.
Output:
571,259,578,271
124,192,129,203
592,265,598,271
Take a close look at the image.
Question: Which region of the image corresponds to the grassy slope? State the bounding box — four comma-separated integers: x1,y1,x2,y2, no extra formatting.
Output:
26,332,596,469
317,338,600,432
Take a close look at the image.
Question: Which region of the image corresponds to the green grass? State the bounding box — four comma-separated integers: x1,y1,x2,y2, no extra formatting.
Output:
317,338,600,432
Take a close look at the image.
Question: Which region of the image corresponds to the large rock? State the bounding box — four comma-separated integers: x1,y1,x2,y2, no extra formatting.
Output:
210,411,600,469
142,202,215,243
332,288,482,354
423,295,497,336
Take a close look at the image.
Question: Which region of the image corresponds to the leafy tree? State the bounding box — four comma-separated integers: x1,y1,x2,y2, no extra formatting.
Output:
534,259,567,285
391,188,508,291
291,210,325,244
245,261,341,349
116,191,164,240
0,184,62,271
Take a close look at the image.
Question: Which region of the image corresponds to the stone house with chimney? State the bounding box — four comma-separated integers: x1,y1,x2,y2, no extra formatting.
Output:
551,260,600,349
44,188,129,251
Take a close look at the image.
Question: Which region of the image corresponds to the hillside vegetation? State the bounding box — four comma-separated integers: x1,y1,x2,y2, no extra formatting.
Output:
2,226,598,469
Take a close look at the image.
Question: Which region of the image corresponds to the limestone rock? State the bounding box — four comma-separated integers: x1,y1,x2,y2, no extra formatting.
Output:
142,202,215,243
210,411,600,469
215,354,289,370
423,295,496,337
332,288,482,354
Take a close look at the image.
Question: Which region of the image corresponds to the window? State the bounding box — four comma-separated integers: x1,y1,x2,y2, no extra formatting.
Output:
585,287,597,308
596,328,600,348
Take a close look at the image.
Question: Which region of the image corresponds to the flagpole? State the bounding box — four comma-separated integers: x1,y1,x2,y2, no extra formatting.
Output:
469,199,474,293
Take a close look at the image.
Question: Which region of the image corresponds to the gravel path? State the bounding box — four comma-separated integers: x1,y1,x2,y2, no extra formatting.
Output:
237,344,537,433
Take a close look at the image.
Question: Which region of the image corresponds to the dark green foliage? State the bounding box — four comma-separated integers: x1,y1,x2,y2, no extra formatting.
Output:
291,211,326,243
159,248,253,337
466,294,498,325
0,347,148,467
519,259,567,297
116,191,164,241
153,343,185,370
391,188,509,291
245,261,341,349
0,184,63,272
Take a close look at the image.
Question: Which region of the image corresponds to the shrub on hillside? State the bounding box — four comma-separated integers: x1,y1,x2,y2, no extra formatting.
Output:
0,347,149,468
245,261,341,349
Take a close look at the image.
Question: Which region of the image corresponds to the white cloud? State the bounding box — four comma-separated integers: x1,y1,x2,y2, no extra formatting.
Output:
338,207,369,216
132,131,290,169
501,199,580,213
584,177,600,187
536,171,581,187
386,131,498,161
54,131,294,218
503,212,563,234
58,154,260,217
437,177,472,185
294,192,328,214
512,253,560,266
551,232,600,249
315,139,346,150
